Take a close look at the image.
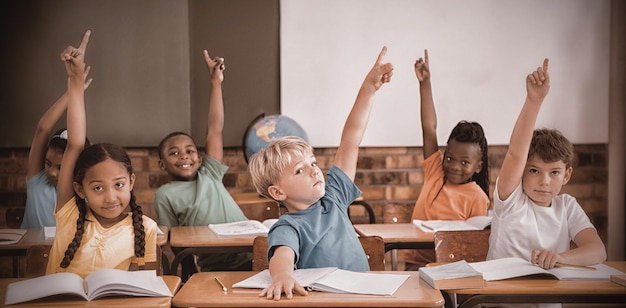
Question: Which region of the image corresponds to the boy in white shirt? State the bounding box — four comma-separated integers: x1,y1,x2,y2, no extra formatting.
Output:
487,58,606,269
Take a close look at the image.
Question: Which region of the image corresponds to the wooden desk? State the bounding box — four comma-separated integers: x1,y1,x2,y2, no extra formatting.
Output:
446,261,626,308
353,223,434,270
0,226,169,278
0,228,53,277
230,192,282,222
0,275,181,307
168,226,257,276
172,271,444,307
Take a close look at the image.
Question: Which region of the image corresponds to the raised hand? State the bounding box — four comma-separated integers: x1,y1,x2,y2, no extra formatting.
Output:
60,30,91,79
414,49,430,82
203,49,225,83
365,46,394,91
526,58,550,103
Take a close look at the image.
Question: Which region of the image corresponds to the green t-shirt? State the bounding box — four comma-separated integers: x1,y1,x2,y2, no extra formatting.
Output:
154,155,251,271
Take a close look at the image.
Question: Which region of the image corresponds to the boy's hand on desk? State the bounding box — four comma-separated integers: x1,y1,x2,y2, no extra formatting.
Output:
260,273,308,300
532,249,562,269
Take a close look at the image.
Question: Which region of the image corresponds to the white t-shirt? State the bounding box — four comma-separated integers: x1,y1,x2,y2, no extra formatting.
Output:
487,178,594,261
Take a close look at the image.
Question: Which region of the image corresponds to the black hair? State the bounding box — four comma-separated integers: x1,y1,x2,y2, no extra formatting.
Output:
48,128,91,153
157,131,194,159
446,121,490,197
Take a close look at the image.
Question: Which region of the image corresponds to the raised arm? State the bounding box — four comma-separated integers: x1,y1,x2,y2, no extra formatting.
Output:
333,46,394,180
497,59,550,200
415,49,438,158
27,67,92,179
56,30,90,212
203,49,225,162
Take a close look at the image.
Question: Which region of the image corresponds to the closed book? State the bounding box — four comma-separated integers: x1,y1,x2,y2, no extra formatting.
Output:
419,260,484,290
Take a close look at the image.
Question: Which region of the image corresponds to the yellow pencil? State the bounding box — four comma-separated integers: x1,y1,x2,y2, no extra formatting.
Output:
554,262,596,271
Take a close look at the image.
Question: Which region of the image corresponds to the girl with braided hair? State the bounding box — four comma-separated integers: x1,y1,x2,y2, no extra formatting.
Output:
404,49,491,270
45,30,159,278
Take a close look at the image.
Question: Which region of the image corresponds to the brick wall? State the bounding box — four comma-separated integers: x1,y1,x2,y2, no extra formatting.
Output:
0,144,608,243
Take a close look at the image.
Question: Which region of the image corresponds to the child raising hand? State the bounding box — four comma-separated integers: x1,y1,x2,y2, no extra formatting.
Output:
22,65,92,229
487,59,606,269
404,49,490,270
248,46,393,300
46,30,159,278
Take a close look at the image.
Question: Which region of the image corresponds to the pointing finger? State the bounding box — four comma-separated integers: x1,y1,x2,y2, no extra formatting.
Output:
375,46,387,64
424,49,429,64
78,30,91,51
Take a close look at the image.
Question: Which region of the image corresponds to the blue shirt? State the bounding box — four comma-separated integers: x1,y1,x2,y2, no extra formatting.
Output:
267,165,369,271
22,170,56,228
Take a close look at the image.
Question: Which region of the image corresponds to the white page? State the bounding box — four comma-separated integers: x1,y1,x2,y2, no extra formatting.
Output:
5,272,87,305
469,257,551,281
85,269,171,299
311,269,410,296
548,264,626,280
233,267,337,289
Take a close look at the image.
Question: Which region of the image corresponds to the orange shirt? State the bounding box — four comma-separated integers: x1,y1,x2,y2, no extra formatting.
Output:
404,151,489,266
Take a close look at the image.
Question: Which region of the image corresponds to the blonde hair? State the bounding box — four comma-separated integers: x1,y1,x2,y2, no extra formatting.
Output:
248,136,313,200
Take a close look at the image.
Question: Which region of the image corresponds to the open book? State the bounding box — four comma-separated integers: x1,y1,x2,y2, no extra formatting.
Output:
469,257,626,281
4,269,172,305
0,228,27,245
233,267,410,296
413,216,492,232
208,219,278,238
419,260,484,290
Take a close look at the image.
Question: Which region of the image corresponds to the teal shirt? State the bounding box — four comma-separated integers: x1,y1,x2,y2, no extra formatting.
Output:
154,155,251,270
267,165,369,271
22,170,56,228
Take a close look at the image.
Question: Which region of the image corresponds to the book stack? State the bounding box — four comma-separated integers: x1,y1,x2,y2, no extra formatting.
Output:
418,260,484,290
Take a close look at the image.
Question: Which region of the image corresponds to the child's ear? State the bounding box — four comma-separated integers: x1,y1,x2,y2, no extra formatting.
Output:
268,185,286,201
129,173,136,191
475,160,483,174
158,159,165,170
562,166,573,185
73,181,86,199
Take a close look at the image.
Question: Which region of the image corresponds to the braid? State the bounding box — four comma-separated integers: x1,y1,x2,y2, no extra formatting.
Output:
129,192,146,267
60,198,87,268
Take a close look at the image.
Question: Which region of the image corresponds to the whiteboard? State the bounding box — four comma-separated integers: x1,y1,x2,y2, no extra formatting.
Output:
280,0,610,146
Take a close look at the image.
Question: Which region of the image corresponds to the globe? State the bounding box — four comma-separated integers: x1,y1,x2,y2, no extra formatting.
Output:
244,114,309,162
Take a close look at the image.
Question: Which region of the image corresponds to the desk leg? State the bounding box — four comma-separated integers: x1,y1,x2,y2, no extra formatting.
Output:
13,256,19,278
391,249,398,271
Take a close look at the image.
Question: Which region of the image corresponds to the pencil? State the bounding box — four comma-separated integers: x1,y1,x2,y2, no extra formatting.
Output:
554,262,596,271
420,223,434,231
215,277,228,292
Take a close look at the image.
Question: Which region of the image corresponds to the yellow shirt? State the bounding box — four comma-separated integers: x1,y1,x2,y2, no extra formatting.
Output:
46,197,158,278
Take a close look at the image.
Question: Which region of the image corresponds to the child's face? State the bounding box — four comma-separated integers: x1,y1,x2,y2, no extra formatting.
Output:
44,148,64,186
159,134,202,181
443,139,483,185
74,158,135,226
522,156,572,207
269,151,325,211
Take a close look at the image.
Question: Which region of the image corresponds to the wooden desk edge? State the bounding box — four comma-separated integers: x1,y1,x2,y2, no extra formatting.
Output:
173,271,445,308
